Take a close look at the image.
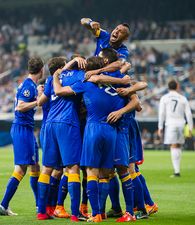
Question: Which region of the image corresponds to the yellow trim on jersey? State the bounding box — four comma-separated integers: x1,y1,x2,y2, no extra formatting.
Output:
38,173,50,184
12,171,23,182
137,172,141,176
68,174,80,183
87,175,98,182
121,174,131,183
99,178,109,183
131,172,137,180
64,172,69,177
29,171,40,177
95,28,101,37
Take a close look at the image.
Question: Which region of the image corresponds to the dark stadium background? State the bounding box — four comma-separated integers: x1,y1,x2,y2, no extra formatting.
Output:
0,0,194,149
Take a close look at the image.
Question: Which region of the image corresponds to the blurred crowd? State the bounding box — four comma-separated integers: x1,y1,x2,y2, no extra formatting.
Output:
0,18,195,117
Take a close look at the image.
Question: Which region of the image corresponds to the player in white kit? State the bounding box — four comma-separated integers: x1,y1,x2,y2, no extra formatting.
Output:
158,79,193,177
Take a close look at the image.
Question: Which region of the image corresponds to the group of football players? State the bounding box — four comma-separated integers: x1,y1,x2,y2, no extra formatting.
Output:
0,18,159,222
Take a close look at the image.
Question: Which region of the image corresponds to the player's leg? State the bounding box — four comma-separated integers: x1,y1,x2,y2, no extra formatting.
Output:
170,143,182,177
0,165,27,215
107,171,123,217
135,165,158,215
86,167,102,222
54,168,70,218
129,163,148,219
80,169,89,218
116,165,136,222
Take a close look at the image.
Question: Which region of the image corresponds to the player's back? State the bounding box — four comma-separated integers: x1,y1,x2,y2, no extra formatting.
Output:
160,91,188,127
45,70,84,126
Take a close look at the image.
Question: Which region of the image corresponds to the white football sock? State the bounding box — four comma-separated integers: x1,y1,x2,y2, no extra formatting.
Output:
170,147,182,174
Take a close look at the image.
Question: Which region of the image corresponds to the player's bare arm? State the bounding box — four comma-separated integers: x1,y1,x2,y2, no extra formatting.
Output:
53,69,75,96
88,74,130,85
80,18,101,35
16,100,37,112
120,62,131,74
85,60,124,79
107,94,140,123
37,93,48,107
116,81,148,96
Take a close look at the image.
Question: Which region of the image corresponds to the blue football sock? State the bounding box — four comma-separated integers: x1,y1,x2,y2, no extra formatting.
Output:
109,173,122,212
120,173,134,215
57,173,68,205
68,173,81,216
138,173,154,206
87,176,100,216
38,173,50,214
29,172,39,207
99,178,109,214
1,172,23,209
47,176,60,207
81,176,88,205
131,172,145,211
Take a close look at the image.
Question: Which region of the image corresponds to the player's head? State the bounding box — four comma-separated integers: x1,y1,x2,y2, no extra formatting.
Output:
168,79,178,90
110,23,130,44
99,48,118,65
85,56,105,71
48,57,66,75
28,56,44,78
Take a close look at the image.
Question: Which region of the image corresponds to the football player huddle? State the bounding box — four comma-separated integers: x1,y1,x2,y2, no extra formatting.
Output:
0,18,161,223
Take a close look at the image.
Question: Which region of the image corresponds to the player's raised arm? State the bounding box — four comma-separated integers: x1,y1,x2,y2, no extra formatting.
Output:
107,94,140,123
53,69,75,96
88,74,130,85
120,62,131,74
80,18,101,36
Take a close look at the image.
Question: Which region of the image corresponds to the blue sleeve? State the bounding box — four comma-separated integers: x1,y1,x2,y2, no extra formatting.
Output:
44,77,52,98
117,48,129,61
97,29,110,40
18,85,35,102
71,81,85,94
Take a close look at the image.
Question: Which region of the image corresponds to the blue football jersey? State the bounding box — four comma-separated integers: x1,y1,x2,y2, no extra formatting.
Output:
45,70,84,127
13,78,37,128
71,80,126,123
94,29,129,61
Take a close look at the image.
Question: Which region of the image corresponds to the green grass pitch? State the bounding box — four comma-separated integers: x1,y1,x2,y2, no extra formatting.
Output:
0,147,195,225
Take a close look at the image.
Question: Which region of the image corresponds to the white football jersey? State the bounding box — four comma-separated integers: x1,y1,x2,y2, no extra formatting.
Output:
158,91,193,130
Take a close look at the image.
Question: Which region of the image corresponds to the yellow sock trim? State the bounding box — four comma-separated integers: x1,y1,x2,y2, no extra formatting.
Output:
87,175,98,182
12,171,23,182
29,171,40,177
38,173,50,184
64,172,68,177
99,178,109,183
131,172,137,180
68,173,80,183
121,174,131,183
137,171,141,176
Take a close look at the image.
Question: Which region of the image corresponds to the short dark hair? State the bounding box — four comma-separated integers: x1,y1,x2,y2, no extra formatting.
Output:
70,54,86,70
100,48,118,64
38,78,46,85
85,56,104,71
48,57,66,75
122,23,130,31
28,56,44,74
168,79,178,90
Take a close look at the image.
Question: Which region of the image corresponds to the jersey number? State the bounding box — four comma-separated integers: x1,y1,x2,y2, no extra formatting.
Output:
98,84,118,96
172,99,178,112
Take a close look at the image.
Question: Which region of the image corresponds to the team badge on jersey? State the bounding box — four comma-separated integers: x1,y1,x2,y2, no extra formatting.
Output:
23,89,30,97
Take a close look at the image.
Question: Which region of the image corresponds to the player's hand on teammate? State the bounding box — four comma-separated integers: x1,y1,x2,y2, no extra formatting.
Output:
53,68,63,77
85,69,100,80
87,75,100,83
107,110,122,123
116,87,130,96
74,57,87,70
